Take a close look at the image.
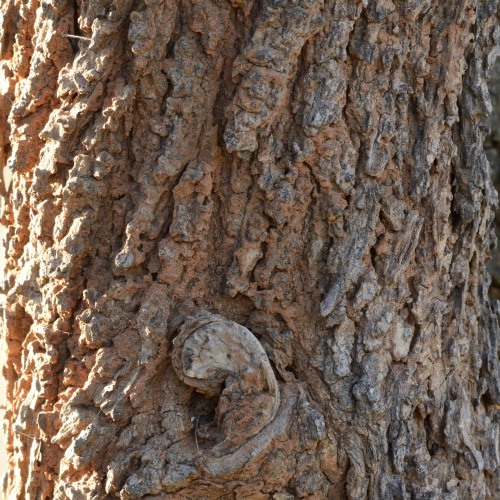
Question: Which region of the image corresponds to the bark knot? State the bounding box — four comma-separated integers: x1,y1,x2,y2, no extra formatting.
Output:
172,312,280,456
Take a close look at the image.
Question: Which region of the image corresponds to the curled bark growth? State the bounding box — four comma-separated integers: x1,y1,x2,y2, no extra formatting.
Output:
172,312,280,455
112,313,327,499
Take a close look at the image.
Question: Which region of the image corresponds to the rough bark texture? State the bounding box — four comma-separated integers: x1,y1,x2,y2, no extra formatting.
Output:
486,55,500,299
1,0,500,498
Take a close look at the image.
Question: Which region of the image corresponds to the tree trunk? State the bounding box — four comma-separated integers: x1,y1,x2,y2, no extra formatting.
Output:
486,54,500,300
1,0,499,498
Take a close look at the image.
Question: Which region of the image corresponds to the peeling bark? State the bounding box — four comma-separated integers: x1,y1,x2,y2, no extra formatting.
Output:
1,0,499,498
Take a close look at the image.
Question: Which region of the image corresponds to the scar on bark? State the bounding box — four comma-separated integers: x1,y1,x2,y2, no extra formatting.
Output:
172,312,280,457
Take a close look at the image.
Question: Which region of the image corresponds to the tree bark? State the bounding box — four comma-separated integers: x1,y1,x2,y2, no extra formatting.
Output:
486,53,500,300
1,0,500,498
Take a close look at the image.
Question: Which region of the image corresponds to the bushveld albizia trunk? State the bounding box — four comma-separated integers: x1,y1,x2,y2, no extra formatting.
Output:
486,56,500,299
1,0,499,498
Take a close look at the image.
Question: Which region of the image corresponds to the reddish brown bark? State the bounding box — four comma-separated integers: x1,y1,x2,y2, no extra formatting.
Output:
1,0,499,498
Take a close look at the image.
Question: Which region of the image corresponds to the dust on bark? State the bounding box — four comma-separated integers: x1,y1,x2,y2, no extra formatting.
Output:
1,0,499,498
